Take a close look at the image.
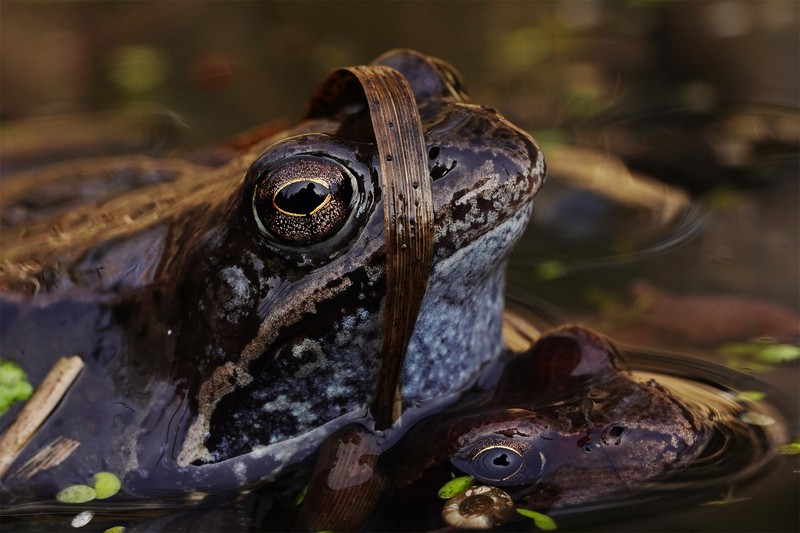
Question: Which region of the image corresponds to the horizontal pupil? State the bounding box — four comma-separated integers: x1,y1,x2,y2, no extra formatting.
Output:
274,180,331,215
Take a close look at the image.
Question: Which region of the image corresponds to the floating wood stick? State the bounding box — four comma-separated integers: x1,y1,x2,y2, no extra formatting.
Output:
0,355,84,477
15,436,81,480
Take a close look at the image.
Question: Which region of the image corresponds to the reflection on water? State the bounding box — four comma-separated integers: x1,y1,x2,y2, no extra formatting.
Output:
514,355,790,532
546,349,797,533
508,152,707,276
0,342,792,532
633,365,787,490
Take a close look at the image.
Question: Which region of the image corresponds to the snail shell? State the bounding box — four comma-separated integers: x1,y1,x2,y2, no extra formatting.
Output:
441,485,515,529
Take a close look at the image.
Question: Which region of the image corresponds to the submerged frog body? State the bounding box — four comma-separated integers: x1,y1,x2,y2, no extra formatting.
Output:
0,49,544,503
381,326,711,522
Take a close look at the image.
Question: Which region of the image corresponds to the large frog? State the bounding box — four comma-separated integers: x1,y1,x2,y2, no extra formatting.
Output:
0,49,544,504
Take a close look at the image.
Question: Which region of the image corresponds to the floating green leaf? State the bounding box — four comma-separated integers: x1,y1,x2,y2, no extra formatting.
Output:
93,472,121,499
584,287,621,314
56,484,97,504
294,484,309,506
437,475,474,499
496,27,551,73
536,260,566,281
705,186,742,211
104,527,126,533
777,441,800,455
734,390,766,402
702,496,750,506
719,342,800,364
0,359,34,414
720,343,757,357
516,508,557,530
752,344,800,364
726,359,768,374
532,130,569,151
108,45,167,94
701,487,749,506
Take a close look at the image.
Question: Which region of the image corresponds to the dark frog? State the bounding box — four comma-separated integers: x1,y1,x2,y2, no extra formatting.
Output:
451,327,706,504
0,49,544,502
381,326,714,529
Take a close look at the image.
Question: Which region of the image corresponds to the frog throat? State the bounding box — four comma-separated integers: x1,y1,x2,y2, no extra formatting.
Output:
176,205,530,466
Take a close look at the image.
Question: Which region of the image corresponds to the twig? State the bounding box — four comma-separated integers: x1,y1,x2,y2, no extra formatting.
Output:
0,355,84,477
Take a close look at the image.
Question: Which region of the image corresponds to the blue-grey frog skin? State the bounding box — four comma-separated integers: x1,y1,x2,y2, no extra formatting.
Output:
0,49,544,504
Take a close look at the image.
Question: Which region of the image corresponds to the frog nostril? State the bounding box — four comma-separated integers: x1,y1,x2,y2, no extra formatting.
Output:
430,160,457,180
601,425,626,446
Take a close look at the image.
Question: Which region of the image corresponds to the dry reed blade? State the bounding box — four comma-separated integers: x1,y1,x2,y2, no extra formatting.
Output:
310,65,434,430
352,65,434,430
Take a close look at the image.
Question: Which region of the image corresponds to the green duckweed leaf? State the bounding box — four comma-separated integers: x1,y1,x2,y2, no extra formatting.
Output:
93,472,121,499
701,487,749,506
720,343,757,357
0,359,34,414
108,46,167,93
726,358,768,374
56,484,97,504
734,390,766,402
584,287,621,314
437,475,474,499
752,344,800,364
532,130,569,150
705,186,742,211
516,508,557,530
777,441,800,455
702,496,750,506
720,342,800,364
294,484,309,506
104,527,126,533
536,260,566,281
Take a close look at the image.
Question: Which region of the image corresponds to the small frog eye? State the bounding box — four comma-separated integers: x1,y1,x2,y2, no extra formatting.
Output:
251,157,354,245
470,445,524,482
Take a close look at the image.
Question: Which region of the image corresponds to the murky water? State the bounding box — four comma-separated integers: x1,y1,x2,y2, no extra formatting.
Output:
1,1,798,531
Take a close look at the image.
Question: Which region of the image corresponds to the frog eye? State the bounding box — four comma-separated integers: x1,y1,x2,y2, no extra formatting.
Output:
251,157,354,245
470,445,524,482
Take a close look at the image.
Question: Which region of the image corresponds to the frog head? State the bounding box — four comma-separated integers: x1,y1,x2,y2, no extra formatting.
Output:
174,49,545,464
